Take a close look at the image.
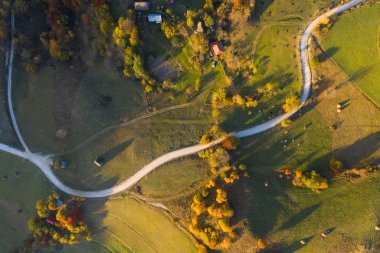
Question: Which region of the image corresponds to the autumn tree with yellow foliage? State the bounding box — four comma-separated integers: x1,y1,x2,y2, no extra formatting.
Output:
27,192,91,249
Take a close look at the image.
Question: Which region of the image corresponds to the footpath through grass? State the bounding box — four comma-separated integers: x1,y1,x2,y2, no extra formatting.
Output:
320,3,380,106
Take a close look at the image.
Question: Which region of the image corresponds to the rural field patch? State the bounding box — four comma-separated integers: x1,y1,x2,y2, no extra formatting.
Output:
321,3,380,106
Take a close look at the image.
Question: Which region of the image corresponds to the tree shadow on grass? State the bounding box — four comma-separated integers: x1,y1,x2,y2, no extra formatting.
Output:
318,46,340,63
279,203,320,230
101,139,134,164
333,64,376,90
232,175,290,237
263,236,315,253
306,131,380,177
233,129,380,240
252,0,275,22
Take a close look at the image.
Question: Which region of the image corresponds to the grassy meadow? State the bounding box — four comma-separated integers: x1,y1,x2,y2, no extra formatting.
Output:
141,36,380,252
0,152,52,252
320,2,380,106
12,61,147,153
4,0,380,252
0,151,196,253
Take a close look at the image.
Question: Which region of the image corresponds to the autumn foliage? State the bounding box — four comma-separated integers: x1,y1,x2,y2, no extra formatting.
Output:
292,170,328,192
27,192,90,248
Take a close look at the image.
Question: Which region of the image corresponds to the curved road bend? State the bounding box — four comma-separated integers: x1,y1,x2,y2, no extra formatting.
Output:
0,0,365,198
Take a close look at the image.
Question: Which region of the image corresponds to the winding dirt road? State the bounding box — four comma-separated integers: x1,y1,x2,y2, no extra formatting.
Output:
0,0,365,198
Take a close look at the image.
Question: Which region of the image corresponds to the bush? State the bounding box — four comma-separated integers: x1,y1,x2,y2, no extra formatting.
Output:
280,119,292,128
293,170,328,192
222,136,240,150
257,239,266,249
329,158,344,175
282,95,300,112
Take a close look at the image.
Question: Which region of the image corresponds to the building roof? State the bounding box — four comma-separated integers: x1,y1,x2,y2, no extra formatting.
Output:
148,14,162,24
211,42,224,56
134,2,150,11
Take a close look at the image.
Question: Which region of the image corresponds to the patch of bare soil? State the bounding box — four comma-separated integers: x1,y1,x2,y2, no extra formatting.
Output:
148,55,183,82
52,61,87,140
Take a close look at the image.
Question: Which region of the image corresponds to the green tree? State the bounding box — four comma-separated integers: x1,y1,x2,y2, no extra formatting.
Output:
132,54,148,79
186,10,196,28
190,33,208,54
203,14,215,28
329,158,344,175
14,0,28,14
161,21,178,39
282,95,300,112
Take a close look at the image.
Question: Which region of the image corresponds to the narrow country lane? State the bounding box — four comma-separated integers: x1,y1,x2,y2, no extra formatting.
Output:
0,0,365,198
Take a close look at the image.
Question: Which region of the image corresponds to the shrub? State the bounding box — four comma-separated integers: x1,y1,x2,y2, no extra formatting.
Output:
329,158,344,175
258,239,266,249
280,119,292,128
293,170,328,192
282,95,300,112
222,136,240,150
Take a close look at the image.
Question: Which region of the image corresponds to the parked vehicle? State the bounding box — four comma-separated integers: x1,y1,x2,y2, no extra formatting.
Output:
93,157,106,168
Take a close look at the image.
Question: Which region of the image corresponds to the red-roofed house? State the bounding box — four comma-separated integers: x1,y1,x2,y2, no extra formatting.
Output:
211,42,224,56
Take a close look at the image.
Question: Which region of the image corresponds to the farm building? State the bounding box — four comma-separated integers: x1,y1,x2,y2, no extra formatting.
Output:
211,41,224,56
134,2,150,11
148,14,162,24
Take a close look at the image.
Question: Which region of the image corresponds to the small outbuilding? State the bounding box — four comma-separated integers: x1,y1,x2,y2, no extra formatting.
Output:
148,14,162,24
134,2,150,11
94,157,106,168
211,41,224,56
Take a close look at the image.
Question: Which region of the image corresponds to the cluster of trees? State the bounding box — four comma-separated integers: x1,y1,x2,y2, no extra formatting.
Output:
318,16,333,33
199,124,228,144
35,0,154,91
257,82,277,97
27,192,91,248
39,0,86,61
189,167,249,251
39,0,116,61
340,165,379,179
189,176,242,251
192,119,250,251
218,0,256,75
292,170,329,192
113,11,155,92
210,88,258,119
81,0,114,57
0,0,11,41
329,158,379,180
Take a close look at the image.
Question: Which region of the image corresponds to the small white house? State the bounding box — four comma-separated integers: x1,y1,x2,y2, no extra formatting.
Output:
148,14,162,24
